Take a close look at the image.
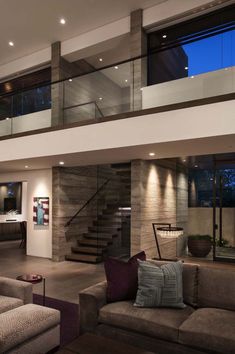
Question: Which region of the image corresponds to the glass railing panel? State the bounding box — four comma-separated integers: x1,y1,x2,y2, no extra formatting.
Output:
142,64,235,109
0,48,234,139
63,61,132,124
0,118,12,137
63,102,97,124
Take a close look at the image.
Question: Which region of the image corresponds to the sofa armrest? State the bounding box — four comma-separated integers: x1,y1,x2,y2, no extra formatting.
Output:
0,277,32,304
79,281,107,333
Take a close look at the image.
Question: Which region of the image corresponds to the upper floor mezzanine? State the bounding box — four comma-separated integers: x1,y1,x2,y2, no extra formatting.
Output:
0,1,234,142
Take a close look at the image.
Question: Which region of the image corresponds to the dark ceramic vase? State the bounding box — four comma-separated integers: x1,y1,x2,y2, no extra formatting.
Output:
188,237,212,257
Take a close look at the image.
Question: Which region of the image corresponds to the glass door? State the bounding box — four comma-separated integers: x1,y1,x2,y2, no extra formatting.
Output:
213,161,235,262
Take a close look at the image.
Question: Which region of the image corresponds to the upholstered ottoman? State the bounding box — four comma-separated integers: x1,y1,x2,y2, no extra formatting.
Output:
0,303,60,354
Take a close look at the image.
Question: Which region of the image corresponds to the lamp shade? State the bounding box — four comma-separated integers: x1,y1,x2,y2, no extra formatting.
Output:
157,226,183,238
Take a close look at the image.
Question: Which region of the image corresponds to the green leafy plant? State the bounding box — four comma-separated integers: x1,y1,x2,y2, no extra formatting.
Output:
209,236,229,247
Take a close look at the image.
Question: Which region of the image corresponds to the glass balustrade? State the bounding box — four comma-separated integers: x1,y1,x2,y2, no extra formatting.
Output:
0,33,234,138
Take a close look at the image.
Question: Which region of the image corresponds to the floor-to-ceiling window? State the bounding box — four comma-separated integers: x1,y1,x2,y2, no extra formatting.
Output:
148,4,235,85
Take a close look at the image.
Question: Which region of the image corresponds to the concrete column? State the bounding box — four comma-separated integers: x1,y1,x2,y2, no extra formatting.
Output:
51,42,64,126
131,159,188,259
130,9,147,111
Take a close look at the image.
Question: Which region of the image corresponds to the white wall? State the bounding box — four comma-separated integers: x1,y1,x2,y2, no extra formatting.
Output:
0,99,234,162
142,67,235,109
0,169,52,259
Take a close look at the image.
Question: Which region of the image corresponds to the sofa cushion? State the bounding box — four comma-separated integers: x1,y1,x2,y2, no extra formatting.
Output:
149,260,198,307
99,300,194,342
104,251,146,302
0,295,23,314
198,267,235,310
135,261,185,309
179,308,235,354
0,303,60,353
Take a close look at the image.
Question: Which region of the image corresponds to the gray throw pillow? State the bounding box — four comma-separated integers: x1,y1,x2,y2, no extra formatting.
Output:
134,260,185,308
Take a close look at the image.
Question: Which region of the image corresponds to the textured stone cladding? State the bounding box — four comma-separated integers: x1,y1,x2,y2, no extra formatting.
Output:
131,159,188,259
52,165,123,261
52,166,99,261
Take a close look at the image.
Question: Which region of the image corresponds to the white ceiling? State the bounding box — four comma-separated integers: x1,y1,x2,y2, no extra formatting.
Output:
0,134,234,173
0,0,166,66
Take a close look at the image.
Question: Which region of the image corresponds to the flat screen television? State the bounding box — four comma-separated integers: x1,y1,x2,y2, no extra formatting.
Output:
0,182,22,214
4,198,17,212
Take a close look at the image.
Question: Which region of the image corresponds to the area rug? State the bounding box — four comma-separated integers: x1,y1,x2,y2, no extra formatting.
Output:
33,294,79,347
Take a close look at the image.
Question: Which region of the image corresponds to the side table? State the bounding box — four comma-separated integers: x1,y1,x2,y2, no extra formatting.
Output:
16,274,46,306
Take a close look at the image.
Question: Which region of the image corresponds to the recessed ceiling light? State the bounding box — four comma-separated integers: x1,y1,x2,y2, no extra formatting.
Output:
183,159,187,162
59,161,65,165
60,18,66,25
25,165,29,169
125,79,128,83
185,66,188,70
68,78,73,82
162,34,167,39
194,164,198,168
5,117,10,120
149,152,155,157
8,41,14,47
99,58,103,62
114,66,119,69
99,97,103,101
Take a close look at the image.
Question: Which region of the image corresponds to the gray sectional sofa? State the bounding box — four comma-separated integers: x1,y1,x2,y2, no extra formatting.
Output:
79,260,235,354
0,276,60,353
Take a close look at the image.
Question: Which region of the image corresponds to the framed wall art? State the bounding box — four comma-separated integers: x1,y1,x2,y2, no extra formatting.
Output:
33,197,49,226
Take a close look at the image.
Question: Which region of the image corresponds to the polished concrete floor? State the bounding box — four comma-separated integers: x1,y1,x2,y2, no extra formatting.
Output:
0,241,234,305
0,241,105,304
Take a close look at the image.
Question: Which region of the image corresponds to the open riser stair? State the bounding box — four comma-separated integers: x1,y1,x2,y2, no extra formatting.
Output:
65,163,131,263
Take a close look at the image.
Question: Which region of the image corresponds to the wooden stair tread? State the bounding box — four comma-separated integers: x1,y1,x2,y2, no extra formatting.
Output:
65,253,102,263
83,233,114,241
72,246,104,255
79,239,109,247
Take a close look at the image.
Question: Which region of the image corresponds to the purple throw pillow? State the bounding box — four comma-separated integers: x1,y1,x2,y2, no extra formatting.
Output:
104,251,146,302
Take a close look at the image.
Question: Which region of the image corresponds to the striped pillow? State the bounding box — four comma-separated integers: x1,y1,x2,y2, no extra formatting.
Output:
134,260,185,308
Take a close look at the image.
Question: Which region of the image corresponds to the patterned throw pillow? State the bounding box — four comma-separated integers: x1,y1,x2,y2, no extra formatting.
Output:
134,260,185,308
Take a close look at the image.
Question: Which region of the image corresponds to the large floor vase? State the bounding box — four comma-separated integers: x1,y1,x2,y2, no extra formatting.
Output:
188,237,212,257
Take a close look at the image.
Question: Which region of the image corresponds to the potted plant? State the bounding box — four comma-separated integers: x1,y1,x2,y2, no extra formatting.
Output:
187,235,212,257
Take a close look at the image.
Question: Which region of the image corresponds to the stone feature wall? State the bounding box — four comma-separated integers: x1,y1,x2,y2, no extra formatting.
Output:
52,166,98,261
131,159,188,259
52,164,131,261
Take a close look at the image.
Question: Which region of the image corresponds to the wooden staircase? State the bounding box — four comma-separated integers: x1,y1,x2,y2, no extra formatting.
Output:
65,164,131,263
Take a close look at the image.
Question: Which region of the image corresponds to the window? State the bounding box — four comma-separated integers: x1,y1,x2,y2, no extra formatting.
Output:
148,4,235,85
